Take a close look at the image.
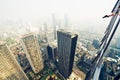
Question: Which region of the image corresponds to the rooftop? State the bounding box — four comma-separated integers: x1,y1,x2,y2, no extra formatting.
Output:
21,32,35,39
48,40,57,48
57,29,78,38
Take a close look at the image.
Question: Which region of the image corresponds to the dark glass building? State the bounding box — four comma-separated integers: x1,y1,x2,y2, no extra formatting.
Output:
57,29,78,78
47,45,57,61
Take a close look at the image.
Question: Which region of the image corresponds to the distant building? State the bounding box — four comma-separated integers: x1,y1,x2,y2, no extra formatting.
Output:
21,33,44,73
57,29,78,78
92,39,100,49
64,14,69,29
0,42,28,80
52,14,57,40
99,57,119,80
43,23,48,42
58,20,61,30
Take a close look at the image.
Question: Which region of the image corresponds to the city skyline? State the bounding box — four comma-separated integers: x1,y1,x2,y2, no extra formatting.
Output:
0,0,120,80
0,0,118,34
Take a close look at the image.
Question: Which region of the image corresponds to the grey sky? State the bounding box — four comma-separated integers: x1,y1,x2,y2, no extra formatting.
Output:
0,0,117,33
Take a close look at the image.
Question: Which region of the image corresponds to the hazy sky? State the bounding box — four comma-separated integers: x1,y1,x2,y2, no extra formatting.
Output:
0,0,118,33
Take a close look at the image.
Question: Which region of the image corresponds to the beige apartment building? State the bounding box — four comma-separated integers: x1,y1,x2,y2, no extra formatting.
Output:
0,42,28,80
21,33,44,73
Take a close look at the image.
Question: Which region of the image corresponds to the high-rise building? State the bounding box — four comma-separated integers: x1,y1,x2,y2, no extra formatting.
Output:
0,42,28,80
47,40,57,61
57,29,78,78
9,43,31,73
52,14,57,40
58,20,61,30
64,14,69,29
21,33,44,73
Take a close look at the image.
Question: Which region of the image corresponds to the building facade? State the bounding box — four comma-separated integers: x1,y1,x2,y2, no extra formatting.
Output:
0,42,28,80
57,30,78,78
9,43,31,74
47,41,57,61
21,33,44,73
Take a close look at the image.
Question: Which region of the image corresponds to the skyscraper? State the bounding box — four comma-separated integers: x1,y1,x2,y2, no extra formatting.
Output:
47,41,57,61
0,42,28,80
52,14,57,40
21,33,44,73
57,29,78,78
43,23,48,42
64,14,69,29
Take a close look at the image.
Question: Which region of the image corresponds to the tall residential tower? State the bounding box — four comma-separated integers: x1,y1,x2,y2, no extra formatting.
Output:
0,42,28,80
21,33,44,73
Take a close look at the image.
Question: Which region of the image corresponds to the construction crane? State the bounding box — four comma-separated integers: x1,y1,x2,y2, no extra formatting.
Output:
85,0,120,80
